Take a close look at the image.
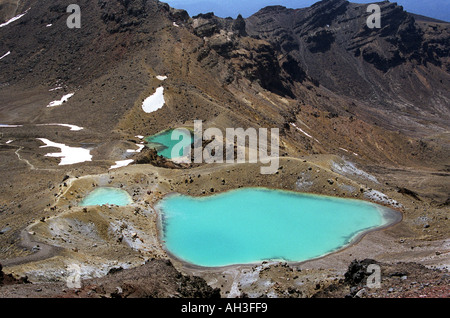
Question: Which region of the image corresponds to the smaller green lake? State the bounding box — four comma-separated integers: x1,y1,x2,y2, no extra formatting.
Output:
79,187,133,207
145,129,193,159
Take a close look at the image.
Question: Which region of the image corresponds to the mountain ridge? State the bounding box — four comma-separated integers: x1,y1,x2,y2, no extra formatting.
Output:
0,0,449,298
0,0,448,163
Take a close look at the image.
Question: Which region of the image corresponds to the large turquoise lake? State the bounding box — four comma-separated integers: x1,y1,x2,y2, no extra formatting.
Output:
157,188,400,267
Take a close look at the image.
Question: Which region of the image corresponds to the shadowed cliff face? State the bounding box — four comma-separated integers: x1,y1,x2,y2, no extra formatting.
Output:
244,1,449,128
182,0,449,136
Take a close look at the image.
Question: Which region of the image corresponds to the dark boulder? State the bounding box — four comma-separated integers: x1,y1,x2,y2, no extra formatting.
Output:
344,259,379,286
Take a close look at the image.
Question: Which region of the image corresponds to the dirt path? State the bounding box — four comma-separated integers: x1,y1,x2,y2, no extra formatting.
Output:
14,146,36,170
0,229,63,267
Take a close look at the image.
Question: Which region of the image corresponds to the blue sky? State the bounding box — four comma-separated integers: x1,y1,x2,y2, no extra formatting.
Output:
163,0,450,22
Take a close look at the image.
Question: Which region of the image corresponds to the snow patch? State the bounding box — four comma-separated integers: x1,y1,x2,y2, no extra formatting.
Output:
156,75,167,81
127,144,145,153
0,124,23,128
5,140,13,144
339,147,359,156
142,87,165,113
0,51,11,60
0,8,30,28
291,123,320,143
47,93,75,108
110,159,134,170
173,22,179,27
37,138,92,166
37,123,84,131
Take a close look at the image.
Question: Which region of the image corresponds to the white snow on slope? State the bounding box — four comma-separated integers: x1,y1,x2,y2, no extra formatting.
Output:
37,123,84,131
47,93,75,108
1,123,82,131
156,75,167,81
339,147,359,157
37,138,92,166
0,8,30,28
127,144,145,153
291,123,320,143
110,159,134,170
0,124,23,128
0,51,11,60
142,87,165,113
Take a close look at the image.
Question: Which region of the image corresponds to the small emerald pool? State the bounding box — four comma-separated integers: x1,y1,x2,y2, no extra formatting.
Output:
156,188,401,267
79,187,133,207
145,129,193,159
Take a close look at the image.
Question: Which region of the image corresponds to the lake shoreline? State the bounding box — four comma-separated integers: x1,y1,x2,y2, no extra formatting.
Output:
155,187,403,269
